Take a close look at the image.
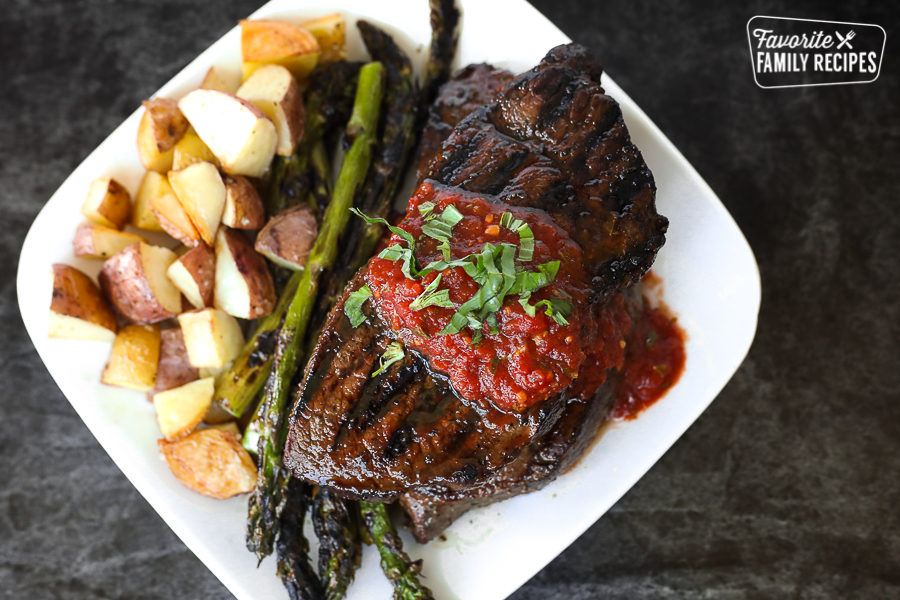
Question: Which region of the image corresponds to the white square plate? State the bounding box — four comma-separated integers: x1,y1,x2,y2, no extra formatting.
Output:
16,1,761,599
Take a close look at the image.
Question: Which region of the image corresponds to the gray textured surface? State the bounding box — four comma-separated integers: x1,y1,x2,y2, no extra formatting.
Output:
2,1,898,598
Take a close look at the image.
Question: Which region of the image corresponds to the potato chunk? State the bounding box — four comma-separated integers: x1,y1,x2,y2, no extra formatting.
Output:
221,175,265,230
82,177,131,230
168,161,226,246
151,328,199,400
215,227,276,319
138,98,190,172
241,19,320,81
236,64,305,156
302,13,346,66
153,377,215,440
132,171,169,232
99,243,182,324
158,428,256,499
101,324,161,392
149,189,202,247
49,264,117,341
171,132,220,172
72,222,146,259
178,308,244,369
167,243,215,309
254,204,317,270
200,66,234,93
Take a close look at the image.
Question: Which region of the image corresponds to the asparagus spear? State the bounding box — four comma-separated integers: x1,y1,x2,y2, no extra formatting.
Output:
359,501,434,600
312,488,362,600
247,61,386,560
422,0,461,106
276,478,325,600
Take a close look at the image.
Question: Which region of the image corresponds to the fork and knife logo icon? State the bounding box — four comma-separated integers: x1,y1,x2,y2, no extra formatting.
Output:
836,30,856,49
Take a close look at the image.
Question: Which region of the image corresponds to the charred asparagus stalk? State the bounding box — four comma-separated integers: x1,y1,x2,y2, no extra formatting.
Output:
359,501,434,600
312,488,362,600
246,61,386,560
276,478,325,600
422,0,461,106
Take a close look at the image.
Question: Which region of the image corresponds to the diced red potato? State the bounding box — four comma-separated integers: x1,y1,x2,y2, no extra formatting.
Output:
254,204,317,270
132,171,169,232
150,328,200,401
167,243,215,309
240,19,320,81
99,242,182,324
199,66,234,93
149,190,203,247
154,377,215,441
81,177,131,230
171,132,220,172
49,264,118,341
72,222,146,259
177,89,278,178
221,175,265,229
236,64,305,157
301,13,347,66
158,428,256,499
178,308,245,369
168,161,227,246
138,98,190,172
215,227,276,319
101,324,161,392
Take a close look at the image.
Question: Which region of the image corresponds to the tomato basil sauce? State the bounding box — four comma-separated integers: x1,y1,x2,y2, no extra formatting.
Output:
365,182,684,417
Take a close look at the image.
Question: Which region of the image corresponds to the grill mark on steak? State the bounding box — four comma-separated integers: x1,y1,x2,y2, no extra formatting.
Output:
285,44,666,501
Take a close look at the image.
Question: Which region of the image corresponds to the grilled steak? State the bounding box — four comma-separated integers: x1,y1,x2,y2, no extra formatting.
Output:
416,63,515,184
427,44,666,300
285,44,666,501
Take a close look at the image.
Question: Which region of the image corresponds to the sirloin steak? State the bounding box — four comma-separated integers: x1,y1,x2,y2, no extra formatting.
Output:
285,44,666,499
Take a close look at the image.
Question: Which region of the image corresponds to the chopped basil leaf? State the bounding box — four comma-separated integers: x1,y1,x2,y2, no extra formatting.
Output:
520,296,572,325
418,201,436,219
646,330,658,347
421,204,465,243
343,285,372,327
438,241,451,261
350,208,416,250
409,274,454,311
499,212,535,261
373,342,405,376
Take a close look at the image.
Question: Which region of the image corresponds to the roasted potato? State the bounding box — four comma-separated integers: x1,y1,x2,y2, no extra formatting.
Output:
221,175,265,230
240,19,320,81
205,421,241,437
100,242,182,324
153,377,215,440
301,13,346,66
138,98,189,172
171,132,220,172
101,323,161,391
167,243,215,309
72,222,146,259
254,204,317,271
199,66,234,93
178,308,244,369
215,227,276,319
49,264,117,341
132,171,169,232
167,161,226,245
236,64,305,156
177,90,277,178
158,428,256,499
150,328,199,400
81,177,131,230
149,190,202,247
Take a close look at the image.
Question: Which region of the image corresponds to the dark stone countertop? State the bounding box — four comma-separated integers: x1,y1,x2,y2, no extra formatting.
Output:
2,1,898,598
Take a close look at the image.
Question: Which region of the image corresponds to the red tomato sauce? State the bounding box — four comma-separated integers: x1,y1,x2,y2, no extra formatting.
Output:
366,183,594,412
611,300,686,420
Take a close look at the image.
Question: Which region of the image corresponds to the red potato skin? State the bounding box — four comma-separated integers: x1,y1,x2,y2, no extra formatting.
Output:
150,328,199,401
99,243,177,325
151,205,200,248
220,227,276,318
72,223,96,257
51,264,117,332
254,204,317,269
223,176,265,229
179,244,216,307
